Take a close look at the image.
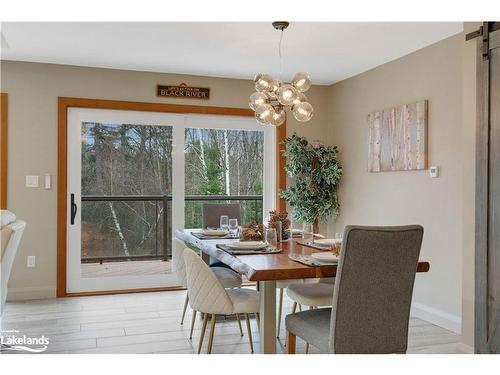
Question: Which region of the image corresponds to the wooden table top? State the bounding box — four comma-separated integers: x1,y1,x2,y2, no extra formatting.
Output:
175,229,430,282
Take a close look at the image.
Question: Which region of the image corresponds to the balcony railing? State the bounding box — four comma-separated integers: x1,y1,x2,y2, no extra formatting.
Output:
80,194,263,264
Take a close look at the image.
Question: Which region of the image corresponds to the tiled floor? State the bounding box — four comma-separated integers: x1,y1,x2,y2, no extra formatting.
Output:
0,289,461,354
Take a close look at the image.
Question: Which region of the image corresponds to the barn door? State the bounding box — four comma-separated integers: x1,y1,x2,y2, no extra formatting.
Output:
475,21,500,354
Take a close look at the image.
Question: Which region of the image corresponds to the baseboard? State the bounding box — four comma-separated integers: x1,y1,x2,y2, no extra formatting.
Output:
6,286,56,301
411,302,462,334
456,342,474,354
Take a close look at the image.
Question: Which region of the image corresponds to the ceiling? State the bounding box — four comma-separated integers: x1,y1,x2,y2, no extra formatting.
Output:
0,22,463,85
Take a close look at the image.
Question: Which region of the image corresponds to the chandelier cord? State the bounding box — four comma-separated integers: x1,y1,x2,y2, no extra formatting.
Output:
278,29,284,83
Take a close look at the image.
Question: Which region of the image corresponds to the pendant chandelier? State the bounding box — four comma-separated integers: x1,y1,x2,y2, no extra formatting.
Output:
249,21,313,127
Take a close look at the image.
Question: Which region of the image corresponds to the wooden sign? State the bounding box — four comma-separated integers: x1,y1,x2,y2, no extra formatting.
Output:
156,84,210,100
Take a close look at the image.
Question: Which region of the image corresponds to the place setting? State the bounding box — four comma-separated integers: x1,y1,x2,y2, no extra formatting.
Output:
289,229,343,266
216,220,283,255
191,216,241,240
216,240,281,255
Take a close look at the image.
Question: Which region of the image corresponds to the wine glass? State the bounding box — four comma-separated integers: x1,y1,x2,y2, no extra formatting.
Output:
302,223,314,244
265,227,277,246
270,220,282,242
220,215,229,231
264,213,271,228
228,218,239,238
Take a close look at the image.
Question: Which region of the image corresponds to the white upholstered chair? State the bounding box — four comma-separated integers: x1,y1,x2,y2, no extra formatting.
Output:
286,277,335,309
276,279,304,338
172,238,242,339
183,248,260,353
1,211,27,316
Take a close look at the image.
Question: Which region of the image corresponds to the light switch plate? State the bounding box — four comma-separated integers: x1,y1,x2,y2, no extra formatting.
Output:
27,256,36,268
26,175,39,188
44,174,51,189
430,166,439,178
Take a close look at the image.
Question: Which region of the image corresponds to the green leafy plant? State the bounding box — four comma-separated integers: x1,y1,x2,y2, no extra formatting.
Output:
279,133,343,225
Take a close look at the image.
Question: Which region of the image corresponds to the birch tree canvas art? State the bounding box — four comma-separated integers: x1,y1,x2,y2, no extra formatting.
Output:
367,100,427,172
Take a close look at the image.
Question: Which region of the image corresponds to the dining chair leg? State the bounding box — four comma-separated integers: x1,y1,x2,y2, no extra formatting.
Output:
245,313,254,353
197,313,209,354
180,294,189,325
236,313,243,336
255,312,260,331
189,310,197,339
287,331,296,354
298,304,302,312
292,302,297,314
304,306,313,354
207,314,217,354
277,288,284,338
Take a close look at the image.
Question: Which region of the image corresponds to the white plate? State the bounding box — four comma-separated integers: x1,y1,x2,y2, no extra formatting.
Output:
314,238,340,247
202,229,229,236
311,252,339,263
226,241,267,250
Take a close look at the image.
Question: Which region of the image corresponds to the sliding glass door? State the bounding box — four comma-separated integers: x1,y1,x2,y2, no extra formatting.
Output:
66,108,275,293
180,116,275,232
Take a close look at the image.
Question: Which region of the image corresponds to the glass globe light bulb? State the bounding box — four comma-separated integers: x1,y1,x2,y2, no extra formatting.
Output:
269,108,286,126
268,80,280,98
248,92,269,110
292,92,307,107
276,84,298,106
292,72,312,92
254,74,274,93
255,103,275,125
292,102,314,122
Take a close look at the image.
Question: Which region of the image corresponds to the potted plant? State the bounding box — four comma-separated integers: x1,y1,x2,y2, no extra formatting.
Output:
279,133,343,233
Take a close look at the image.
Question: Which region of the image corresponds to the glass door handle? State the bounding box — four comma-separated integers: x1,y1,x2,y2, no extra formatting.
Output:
70,193,77,225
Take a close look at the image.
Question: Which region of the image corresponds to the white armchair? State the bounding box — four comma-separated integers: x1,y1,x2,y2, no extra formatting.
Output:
1,210,27,316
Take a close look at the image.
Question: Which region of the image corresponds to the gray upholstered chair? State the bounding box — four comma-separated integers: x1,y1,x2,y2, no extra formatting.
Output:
284,277,335,352
202,203,242,268
276,279,304,339
202,203,241,229
285,225,424,354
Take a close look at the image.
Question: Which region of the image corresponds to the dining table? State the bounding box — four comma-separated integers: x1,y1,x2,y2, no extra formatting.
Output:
175,228,430,354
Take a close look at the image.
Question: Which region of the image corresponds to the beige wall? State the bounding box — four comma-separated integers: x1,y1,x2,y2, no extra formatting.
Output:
326,34,464,333
0,60,328,299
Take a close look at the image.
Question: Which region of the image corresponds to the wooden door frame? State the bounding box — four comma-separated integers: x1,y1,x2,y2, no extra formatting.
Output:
475,23,500,353
1,93,7,209
57,97,287,297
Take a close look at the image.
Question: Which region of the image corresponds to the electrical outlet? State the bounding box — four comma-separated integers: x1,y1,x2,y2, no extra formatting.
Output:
27,256,36,268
